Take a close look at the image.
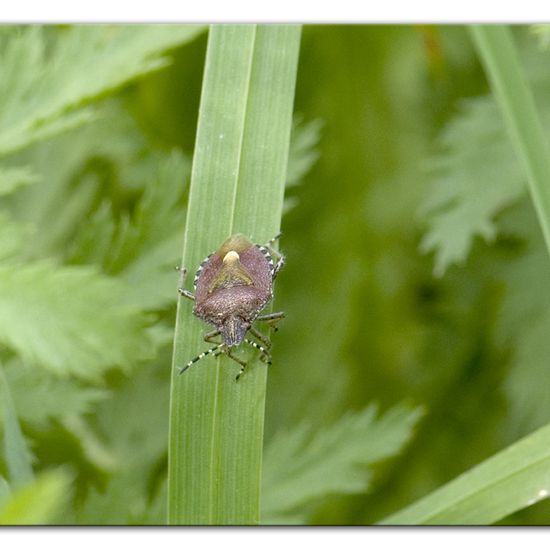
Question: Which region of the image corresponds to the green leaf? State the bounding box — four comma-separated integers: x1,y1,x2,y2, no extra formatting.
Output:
532,24,550,49
168,24,301,525
504,310,550,435
419,28,550,276
11,100,153,261
2,361,107,426
0,25,205,156
379,421,550,525
417,26,550,466
419,96,525,276
286,116,322,188
8,101,190,307
461,25,550,445
108,151,191,309
76,364,170,525
96,364,169,467
470,26,550,261
0,469,72,525
67,148,191,311
493,201,550,437
0,476,10,506
0,262,152,380
0,212,29,261
145,478,168,525
0,165,38,196
284,116,322,214
0,366,33,487
261,404,422,524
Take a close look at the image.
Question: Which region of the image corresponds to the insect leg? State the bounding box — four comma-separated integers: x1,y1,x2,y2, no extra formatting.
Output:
203,329,221,344
179,344,221,375
226,350,248,382
244,338,272,365
259,234,285,280
178,288,195,301
248,325,272,350
271,255,285,280
176,266,195,300
256,311,285,331
256,311,285,322
264,232,282,247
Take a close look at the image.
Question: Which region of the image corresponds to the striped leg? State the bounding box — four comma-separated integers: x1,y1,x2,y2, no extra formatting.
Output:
249,326,272,350
179,344,221,374
244,338,272,365
231,339,272,381
207,347,250,382
227,350,249,381
272,255,285,280
258,234,286,280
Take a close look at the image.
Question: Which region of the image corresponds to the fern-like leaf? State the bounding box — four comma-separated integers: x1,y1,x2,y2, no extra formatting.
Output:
419,97,525,276
0,262,152,381
0,25,204,156
261,403,423,524
2,361,108,426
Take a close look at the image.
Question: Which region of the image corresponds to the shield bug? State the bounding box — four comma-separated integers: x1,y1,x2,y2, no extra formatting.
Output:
177,233,285,380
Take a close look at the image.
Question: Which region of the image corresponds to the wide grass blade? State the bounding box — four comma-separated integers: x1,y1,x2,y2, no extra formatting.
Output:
167,24,301,525
469,25,550,257
379,421,550,525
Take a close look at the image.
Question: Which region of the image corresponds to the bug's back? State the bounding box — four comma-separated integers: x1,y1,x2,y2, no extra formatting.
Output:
193,234,273,343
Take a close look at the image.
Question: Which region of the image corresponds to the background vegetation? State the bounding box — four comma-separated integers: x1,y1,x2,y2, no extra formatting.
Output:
1,24,550,525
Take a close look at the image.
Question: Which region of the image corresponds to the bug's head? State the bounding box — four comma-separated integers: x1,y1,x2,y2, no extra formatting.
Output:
219,315,250,347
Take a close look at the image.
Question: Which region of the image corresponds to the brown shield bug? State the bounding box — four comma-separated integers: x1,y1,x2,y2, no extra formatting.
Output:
177,233,285,380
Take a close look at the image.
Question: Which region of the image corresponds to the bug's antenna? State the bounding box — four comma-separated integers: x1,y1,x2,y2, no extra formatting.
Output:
179,344,222,374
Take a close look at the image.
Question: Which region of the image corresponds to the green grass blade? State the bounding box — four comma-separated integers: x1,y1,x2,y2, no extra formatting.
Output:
469,25,550,257
167,24,301,525
379,421,550,525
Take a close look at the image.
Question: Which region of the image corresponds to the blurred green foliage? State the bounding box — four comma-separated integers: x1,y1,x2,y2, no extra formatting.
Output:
1,24,550,525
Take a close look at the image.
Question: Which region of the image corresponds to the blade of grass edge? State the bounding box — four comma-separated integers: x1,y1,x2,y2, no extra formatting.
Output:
379,421,550,525
469,25,550,258
167,24,301,525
